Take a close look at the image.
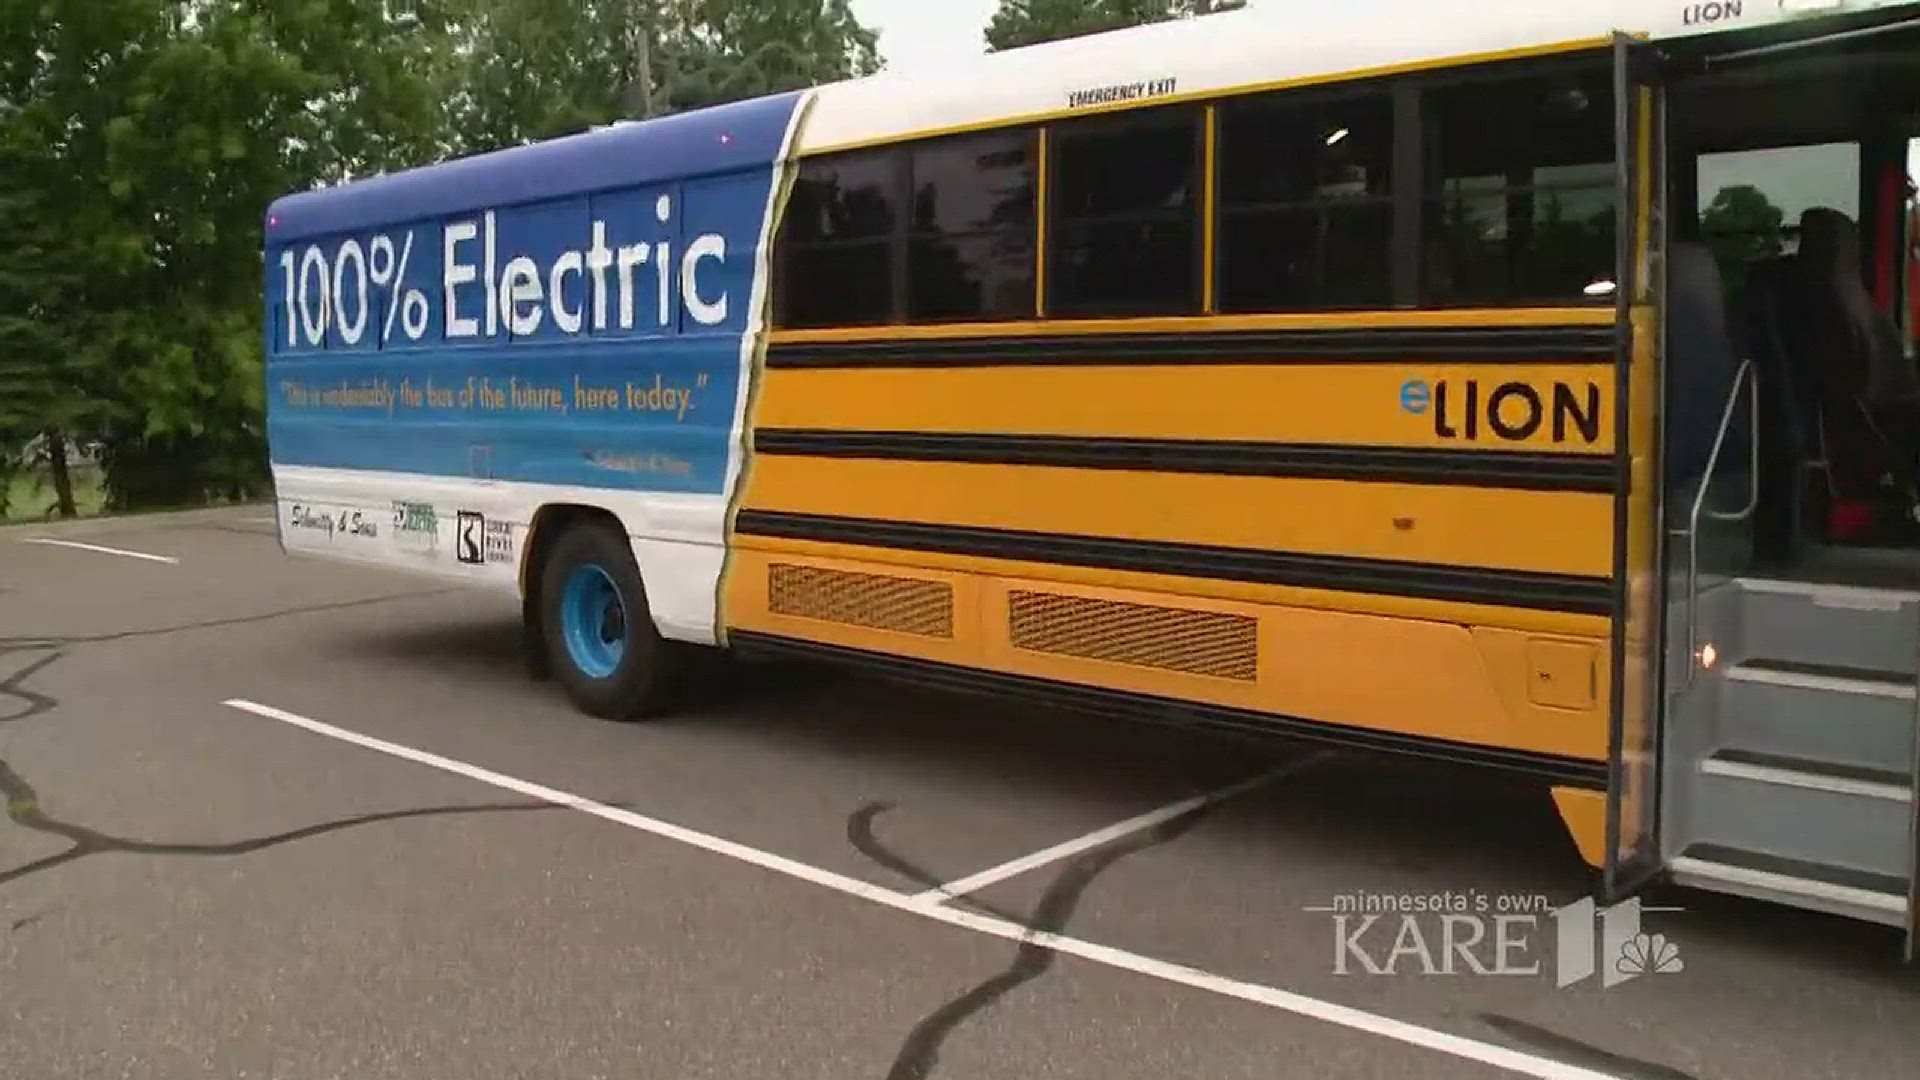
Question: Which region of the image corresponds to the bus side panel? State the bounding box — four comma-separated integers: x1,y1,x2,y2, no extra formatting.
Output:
723,316,1617,772
263,100,808,645
723,546,1611,765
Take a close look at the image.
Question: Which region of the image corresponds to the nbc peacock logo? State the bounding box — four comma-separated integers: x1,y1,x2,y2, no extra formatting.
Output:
1617,932,1686,978
1554,897,1687,989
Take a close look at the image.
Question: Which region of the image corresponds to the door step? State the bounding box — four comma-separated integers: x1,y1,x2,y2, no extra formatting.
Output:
1668,843,1908,926
1724,659,1915,700
1736,577,1920,604
1690,749,1912,878
1702,749,1912,803
1735,579,1920,677
1716,659,1917,774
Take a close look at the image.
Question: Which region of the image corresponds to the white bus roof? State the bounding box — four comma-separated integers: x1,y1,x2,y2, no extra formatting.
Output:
798,0,1919,154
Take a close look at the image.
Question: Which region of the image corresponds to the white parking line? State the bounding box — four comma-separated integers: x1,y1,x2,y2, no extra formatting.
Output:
222,699,1622,1080
912,753,1333,905
20,538,179,565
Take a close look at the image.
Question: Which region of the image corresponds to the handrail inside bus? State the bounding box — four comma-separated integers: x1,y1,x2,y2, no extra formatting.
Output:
1681,358,1758,688
1702,364,1761,525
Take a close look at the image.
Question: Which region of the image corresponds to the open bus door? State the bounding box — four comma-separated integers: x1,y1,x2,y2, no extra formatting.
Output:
1895,135,1920,962
1637,5,1920,956
1896,136,1912,957
1601,31,1667,906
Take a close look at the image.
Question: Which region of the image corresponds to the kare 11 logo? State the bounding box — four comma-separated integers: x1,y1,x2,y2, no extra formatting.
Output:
1314,890,1684,989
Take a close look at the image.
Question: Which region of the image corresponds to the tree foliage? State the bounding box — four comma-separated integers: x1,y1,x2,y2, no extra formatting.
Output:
448,0,879,154
0,0,880,517
984,0,1245,52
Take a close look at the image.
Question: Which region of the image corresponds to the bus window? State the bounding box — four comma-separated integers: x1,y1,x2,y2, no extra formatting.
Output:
1695,141,1860,294
906,131,1038,323
1215,90,1394,312
775,149,903,328
1046,107,1203,317
1420,69,1616,306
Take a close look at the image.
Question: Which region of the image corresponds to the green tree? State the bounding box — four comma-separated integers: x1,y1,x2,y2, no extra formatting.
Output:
239,0,464,182
1701,184,1786,261
0,162,48,518
985,0,1245,52
0,0,883,519
0,0,456,513
450,0,880,155
660,0,880,112
0,0,164,517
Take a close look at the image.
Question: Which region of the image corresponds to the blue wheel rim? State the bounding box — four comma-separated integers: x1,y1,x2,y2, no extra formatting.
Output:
559,563,627,679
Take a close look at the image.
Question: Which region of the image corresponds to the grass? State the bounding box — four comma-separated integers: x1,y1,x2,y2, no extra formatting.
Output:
1,466,108,524
2,467,275,527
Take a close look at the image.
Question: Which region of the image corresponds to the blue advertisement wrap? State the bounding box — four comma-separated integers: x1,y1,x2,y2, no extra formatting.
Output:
263,93,804,497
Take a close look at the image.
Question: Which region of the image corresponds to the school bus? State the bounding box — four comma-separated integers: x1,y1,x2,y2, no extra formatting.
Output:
264,0,1920,949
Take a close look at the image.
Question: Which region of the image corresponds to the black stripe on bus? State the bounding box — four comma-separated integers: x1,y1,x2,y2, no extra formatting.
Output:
752,430,1618,493
766,325,1617,368
732,511,1614,616
727,631,1610,789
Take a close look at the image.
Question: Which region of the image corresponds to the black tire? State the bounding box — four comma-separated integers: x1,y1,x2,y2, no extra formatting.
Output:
537,521,680,720
521,586,553,683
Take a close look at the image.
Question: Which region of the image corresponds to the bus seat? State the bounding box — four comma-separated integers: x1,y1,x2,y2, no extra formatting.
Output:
1666,241,1743,485
1765,207,1920,542
1735,253,1818,561
1793,207,1920,409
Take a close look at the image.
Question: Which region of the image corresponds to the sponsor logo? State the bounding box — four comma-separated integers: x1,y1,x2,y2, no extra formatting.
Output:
456,511,484,564
392,500,438,534
289,504,337,538
392,500,439,551
288,504,378,541
454,510,515,566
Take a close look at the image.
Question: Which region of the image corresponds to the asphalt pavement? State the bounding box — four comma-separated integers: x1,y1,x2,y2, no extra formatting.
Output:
2,505,1916,1080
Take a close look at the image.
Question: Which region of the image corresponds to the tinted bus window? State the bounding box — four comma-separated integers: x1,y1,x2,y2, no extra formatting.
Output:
1217,91,1394,311
908,131,1038,322
1421,70,1616,305
777,150,903,327
1047,108,1203,317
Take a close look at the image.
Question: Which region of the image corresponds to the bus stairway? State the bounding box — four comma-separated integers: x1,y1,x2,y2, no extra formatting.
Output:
1663,576,1917,931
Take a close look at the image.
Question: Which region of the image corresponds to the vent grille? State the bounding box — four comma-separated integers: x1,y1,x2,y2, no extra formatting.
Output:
1007,591,1258,682
768,564,954,638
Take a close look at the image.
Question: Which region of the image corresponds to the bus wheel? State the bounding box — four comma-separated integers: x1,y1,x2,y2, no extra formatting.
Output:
538,521,678,720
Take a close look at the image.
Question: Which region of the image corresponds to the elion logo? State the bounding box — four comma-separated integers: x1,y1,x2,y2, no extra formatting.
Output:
1398,378,1603,445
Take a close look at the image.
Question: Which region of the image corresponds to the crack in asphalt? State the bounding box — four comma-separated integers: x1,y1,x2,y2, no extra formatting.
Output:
0,610,566,905
0,572,1722,1080
0,588,456,651
846,803,1029,927
849,784,1704,1080
1478,1014,1701,1080
0,650,59,725
0,749,561,889
849,798,1226,1080
9,909,50,932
